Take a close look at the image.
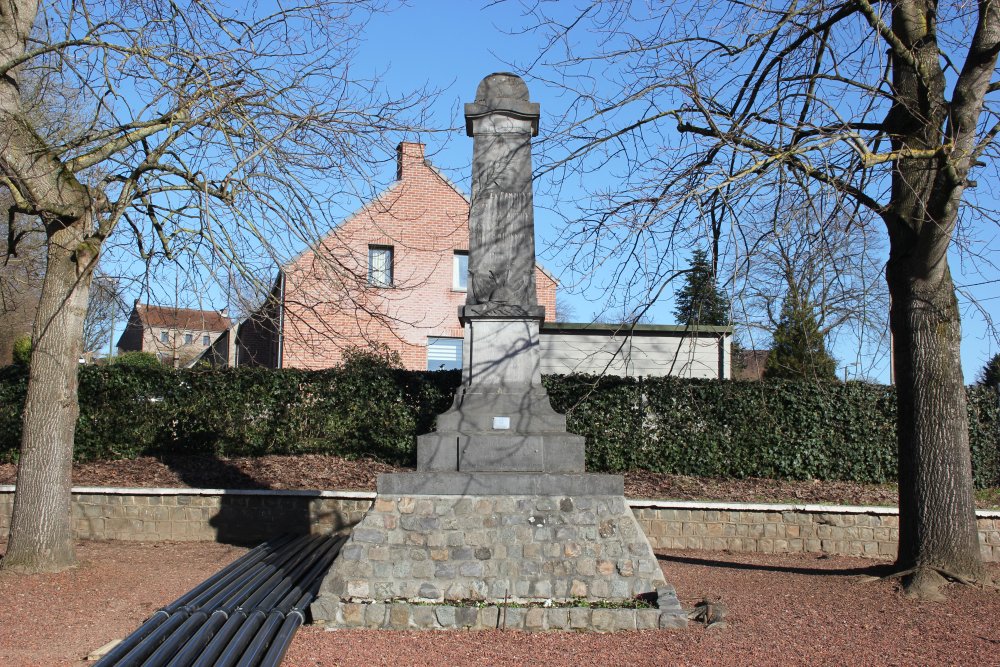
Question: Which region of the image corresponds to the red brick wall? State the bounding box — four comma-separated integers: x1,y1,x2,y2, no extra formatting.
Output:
280,142,558,371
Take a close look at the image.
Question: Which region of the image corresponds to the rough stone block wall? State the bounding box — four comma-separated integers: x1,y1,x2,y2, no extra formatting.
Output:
1,490,997,563
315,494,666,610
0,491,371,543
633,506,1000,562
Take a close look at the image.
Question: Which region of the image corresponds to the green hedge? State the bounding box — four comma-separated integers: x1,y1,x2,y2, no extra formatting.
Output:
0,365,997,487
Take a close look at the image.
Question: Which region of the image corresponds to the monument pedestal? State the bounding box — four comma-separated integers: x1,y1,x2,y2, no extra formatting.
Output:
310,487,686,631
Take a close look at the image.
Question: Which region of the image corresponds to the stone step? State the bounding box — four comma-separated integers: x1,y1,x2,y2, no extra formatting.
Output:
417,433,585,473
434,407,568,433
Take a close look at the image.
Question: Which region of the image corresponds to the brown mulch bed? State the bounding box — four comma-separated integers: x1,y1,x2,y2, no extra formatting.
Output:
0,540,247,667
0,453,916,507
1,541,997,666
286,551,1000,666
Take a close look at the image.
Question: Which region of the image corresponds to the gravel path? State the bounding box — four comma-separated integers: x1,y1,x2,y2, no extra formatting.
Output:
1,541,996,666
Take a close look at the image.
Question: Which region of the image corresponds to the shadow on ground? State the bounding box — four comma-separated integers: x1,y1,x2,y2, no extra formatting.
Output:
656,552,894,577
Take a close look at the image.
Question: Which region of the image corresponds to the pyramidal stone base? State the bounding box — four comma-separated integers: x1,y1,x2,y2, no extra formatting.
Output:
310,477,687,631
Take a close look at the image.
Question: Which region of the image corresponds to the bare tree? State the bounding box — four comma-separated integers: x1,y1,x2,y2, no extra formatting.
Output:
510,0,999,596
0,0,431,572
737,197,890,373
82,273,125,357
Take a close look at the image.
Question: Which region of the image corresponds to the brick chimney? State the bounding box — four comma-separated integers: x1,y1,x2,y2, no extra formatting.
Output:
396,141,425,180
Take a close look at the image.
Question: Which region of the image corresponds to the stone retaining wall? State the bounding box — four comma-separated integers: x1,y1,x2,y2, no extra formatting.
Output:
630,500,1000,562
1,487,998,561
0,487,373,544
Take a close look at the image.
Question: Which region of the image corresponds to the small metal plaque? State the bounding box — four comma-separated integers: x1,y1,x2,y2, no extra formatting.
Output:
492,416,511,430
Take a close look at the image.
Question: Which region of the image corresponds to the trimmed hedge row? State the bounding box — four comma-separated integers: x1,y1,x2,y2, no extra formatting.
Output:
1,364,998,487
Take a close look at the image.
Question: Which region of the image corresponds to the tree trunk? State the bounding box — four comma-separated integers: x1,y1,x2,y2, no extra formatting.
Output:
887,252,985,595
2,216,96,573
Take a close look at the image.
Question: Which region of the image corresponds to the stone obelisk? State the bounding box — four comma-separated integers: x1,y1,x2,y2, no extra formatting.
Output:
311,74,685,631
383,72,596,489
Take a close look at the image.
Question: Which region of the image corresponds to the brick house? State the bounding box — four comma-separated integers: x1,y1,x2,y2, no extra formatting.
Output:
239,142,558,371
117,302,232,367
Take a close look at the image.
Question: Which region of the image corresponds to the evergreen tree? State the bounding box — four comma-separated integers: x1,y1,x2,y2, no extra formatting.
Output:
674,249,730,326
978,353,1000,389
764,287,837,381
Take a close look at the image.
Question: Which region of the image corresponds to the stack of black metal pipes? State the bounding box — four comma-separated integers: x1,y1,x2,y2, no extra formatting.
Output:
94,533,344,667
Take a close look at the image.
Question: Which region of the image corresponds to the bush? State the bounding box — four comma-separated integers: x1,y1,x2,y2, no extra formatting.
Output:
0,366,997,487
12,335,32,366
112,351,161,368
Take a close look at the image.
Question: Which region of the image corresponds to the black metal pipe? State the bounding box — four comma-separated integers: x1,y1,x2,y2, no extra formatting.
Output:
109,609,191,667
94,538,280,667
237,536,326,613
255,541,344,667
273,537,343,614
96,533,341,667
92,611,171,667
164,610,230,667
189,535,308,611
208,536,341,667
166,536,292,613
140,610,210,667
234,609,286,667
256,584,323,667
212,609,268,667
189,610,248,667
257,609,305,667
96,535,297,667
248,535,331,612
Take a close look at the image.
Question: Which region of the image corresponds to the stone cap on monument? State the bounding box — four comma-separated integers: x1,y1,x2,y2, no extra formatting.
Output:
465,72,540,136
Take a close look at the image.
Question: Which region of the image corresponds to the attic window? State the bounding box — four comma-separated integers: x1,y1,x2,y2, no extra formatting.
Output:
160,331,169,343
203,334,211,346
453,251,468,291
368,245,393,287
184,333,193,345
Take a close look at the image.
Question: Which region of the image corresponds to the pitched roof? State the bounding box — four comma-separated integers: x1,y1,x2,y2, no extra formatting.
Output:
136,304,232,332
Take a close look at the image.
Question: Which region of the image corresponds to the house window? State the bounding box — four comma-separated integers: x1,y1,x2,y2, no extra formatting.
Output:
160,330,169,343
202,334,211,346
184,333,193,345
427,337,462,371
453,251,468,291
368,245,393,287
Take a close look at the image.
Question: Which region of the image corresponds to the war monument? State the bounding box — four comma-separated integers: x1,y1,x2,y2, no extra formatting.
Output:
311,73,686,631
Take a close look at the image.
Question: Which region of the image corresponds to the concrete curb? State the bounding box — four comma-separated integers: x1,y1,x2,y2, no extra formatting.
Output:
2,485,997,518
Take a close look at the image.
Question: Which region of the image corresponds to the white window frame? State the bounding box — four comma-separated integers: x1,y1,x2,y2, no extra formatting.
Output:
184,332,193,345
453,251,468,291
160,330,169,343
202,334,211,346
368,245,394,287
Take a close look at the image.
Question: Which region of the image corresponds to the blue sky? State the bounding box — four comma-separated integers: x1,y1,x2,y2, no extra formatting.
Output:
123,1,1000,384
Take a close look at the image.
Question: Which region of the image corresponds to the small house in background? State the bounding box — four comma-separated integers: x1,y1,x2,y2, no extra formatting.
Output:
231,141,733,379
540,322,733,379
116,302,232,368
238,142,557,371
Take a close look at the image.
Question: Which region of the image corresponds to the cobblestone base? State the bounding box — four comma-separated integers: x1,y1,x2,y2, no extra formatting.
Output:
316,586,687,632
312,493,673,629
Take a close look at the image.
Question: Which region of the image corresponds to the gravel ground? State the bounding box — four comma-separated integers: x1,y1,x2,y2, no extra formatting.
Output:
0,540,247,666
1,541,997,666
0,454,946,507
